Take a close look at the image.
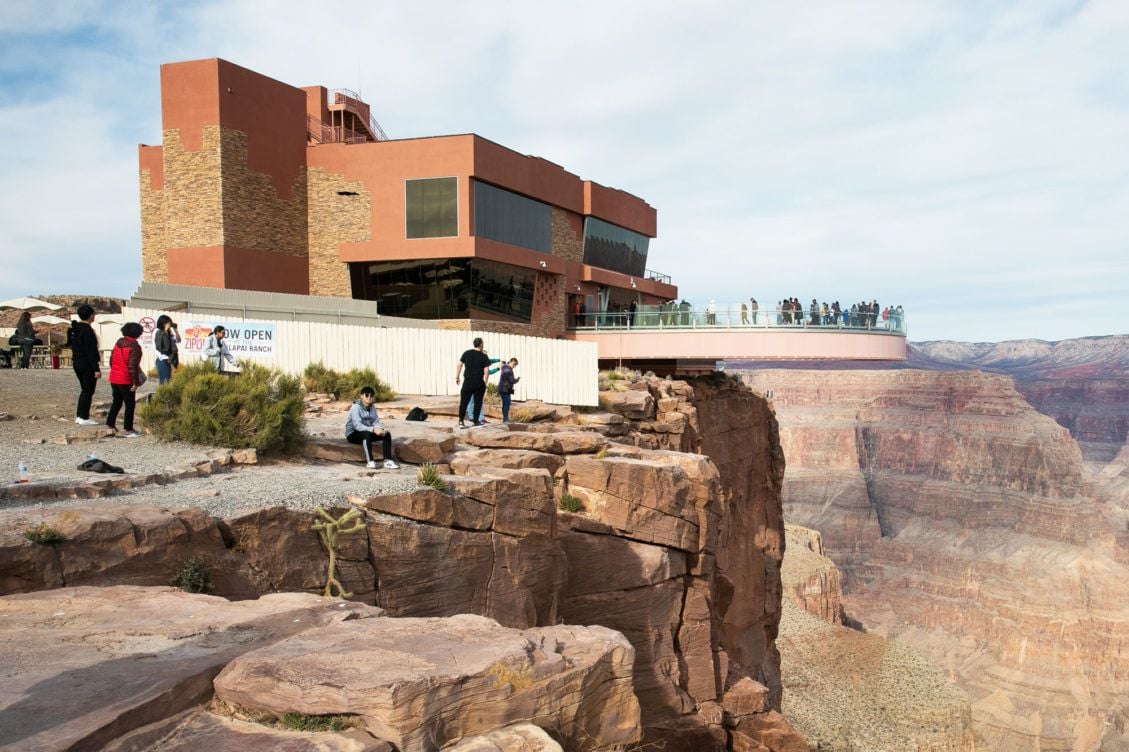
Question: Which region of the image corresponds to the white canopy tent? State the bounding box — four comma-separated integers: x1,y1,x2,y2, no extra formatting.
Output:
0,296,62,312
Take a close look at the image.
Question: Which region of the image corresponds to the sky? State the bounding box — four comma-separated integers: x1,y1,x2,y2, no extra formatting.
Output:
1,0,1127,342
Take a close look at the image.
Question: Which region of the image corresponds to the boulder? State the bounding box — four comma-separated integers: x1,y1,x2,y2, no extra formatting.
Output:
446,723,562,752
349,488,493,531
448,469,557,537
0,586,380,752
461,428,605,456
449,448,564,477
213,614,640,752
599,389,654,420
564,456,700,551
0,505,257,598
722,678,770,719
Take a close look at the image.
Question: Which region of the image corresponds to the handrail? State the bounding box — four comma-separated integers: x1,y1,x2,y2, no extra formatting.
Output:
645,269,671,285
307,114,378,146
566,303,908,335
328,88,389,142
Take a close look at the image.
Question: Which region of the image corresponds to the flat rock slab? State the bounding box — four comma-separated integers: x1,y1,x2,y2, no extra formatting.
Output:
303,423,456,466
461,428,606,455
214,614,640,752
0,586,380,752
136,711,390,752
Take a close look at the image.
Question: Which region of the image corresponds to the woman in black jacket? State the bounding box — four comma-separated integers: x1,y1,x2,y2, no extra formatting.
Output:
153,315,180,384
69,305,102,425
15,312,36,368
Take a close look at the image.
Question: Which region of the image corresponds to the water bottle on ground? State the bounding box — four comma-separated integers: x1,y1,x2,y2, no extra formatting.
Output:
18,461,28,484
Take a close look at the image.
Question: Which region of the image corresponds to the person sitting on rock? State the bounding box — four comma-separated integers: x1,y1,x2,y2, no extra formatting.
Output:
345,386,398,470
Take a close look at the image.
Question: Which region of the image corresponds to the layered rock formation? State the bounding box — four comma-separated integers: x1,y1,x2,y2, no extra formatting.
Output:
0,375,804,751
740,368,1129,750
779,524,974,750
0,586,636,751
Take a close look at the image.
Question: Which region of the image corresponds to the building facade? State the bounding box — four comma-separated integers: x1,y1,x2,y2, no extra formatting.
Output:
138,58,677,339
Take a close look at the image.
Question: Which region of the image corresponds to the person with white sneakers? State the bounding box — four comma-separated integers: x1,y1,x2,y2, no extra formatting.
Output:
345,386,398,470
70,304,102,426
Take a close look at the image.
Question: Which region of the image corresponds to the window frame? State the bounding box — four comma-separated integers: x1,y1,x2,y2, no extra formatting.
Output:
404,176,460,240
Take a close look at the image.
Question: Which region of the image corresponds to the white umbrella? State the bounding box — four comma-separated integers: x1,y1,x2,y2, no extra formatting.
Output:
0,296,62,312
31,314,69,325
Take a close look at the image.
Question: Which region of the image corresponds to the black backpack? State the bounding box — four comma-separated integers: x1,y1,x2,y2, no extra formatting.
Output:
405,407,428,422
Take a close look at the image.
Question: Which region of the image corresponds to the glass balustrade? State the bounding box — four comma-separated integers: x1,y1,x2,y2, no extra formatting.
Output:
567,304,908,334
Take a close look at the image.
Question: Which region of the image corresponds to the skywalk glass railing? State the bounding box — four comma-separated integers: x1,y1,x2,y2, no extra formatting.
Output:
567,304,908,335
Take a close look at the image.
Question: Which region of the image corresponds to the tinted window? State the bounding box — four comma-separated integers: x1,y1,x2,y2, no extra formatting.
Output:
473,180,551,253
406,177,457,238
582,217,649,276
354,258,534,322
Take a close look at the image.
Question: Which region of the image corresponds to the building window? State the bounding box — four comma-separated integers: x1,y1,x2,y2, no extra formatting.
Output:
582,217,649,277
473,180,552,253
406,177,457,238
352,258,535,323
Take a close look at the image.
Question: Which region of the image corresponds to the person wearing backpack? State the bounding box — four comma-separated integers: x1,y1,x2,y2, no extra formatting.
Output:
107,322,145,438
70,305,102,426
497,358,520,422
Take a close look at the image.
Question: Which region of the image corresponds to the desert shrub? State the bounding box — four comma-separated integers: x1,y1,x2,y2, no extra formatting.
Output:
594,447,608,459
509,408,534,423
558,492,583,513
23,524,65,545
484,381,501,406
605,370,626,381
139,361,305,455
171,556,212,593
302,362,394,402
417,463,452,493
277,713,350,733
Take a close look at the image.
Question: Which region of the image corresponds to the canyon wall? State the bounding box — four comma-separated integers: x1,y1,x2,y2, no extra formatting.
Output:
741,369,1129,751
0,377,804,751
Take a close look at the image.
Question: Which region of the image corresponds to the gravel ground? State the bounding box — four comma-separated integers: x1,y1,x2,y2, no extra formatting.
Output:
1,369,425,516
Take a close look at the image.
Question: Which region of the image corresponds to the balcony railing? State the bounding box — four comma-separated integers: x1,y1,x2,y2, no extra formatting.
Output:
328,88,389,142
568,304,908,335
645,269,672,285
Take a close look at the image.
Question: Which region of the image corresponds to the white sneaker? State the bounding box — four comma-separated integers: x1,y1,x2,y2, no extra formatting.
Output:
75,418,100,426
383,459,400,470
366,460,377,469
121,430,142,439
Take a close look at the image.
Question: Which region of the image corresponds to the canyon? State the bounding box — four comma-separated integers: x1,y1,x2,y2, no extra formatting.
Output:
0,374,805,751
741,367,1129,750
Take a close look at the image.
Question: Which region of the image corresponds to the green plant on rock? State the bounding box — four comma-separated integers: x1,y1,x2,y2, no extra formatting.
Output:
278,713,350,733
22,524,65,545
313,507,366,599
509,408,534,423
172,556,212,593
594,447,608,460
417,463,452,493
303,362,394,402
139,361,305,455
558,492,583,513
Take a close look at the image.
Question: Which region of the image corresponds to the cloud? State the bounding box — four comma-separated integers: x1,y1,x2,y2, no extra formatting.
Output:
0,0,1126,342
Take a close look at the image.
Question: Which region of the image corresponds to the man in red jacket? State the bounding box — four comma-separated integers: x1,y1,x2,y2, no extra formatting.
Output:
107,322,145,438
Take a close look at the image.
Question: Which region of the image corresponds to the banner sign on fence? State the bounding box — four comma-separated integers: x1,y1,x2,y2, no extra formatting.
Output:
179,322,277,359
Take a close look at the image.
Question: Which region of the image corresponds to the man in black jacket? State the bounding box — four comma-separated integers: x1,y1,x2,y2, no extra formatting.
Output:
70,305,101,426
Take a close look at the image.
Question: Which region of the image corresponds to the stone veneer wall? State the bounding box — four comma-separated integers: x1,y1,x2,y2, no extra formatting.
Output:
219,129,308,259
139,168,167,283
307,167,371,297
158,128,225,252
551,207,584,263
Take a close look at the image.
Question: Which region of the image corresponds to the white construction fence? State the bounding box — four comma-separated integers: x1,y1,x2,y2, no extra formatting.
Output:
122,307,599,407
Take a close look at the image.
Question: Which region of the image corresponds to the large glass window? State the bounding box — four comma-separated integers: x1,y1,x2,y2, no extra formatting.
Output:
352,258,535,322
406,177,458,238
473,180,552,253
582,217,649,276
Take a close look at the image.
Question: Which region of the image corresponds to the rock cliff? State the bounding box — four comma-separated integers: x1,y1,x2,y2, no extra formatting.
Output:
741,369,1129,751
0,375,803,751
